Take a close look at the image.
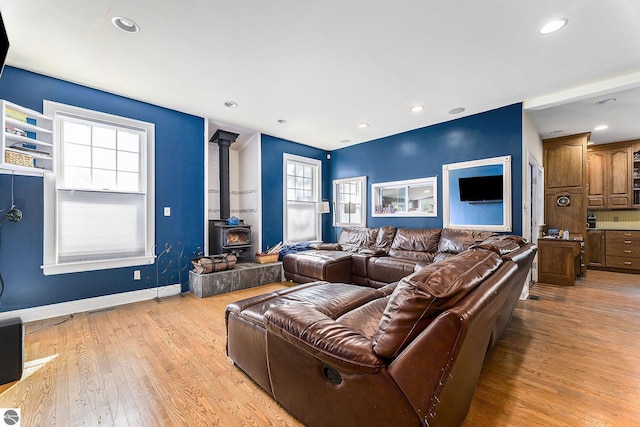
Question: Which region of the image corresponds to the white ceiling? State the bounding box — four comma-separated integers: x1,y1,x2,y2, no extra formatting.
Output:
1,1,639,150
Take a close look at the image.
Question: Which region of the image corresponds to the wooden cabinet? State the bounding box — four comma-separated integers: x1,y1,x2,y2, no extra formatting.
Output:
587,144,633,209
538,238,582,286
587,150,606,208
1,100,54,174
586,229,606,267
544,137,585,189
543,134,588,240
605,230,640,271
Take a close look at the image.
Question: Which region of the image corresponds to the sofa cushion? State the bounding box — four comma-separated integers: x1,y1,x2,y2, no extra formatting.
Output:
374,226,397,253
388,228,441,262
372,249,502,358
436,229,497,255
471,234,527,256
338,227,379,252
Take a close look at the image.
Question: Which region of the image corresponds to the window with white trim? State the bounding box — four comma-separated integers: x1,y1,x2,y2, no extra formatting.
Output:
283,154,322,243
333,176,367,227
43,101,155,275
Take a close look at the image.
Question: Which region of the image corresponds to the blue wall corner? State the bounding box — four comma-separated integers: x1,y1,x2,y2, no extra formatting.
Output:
260,135,331,248
0,67,205,311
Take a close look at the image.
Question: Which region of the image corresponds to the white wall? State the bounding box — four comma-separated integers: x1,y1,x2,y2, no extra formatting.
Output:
239,133,262,255
521,110,544,297
206,129,262,259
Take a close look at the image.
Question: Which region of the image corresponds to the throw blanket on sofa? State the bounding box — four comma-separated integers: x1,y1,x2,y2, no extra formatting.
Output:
278,241,312,260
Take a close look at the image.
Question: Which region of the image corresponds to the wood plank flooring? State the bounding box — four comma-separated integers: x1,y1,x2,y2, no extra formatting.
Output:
1,271,639,426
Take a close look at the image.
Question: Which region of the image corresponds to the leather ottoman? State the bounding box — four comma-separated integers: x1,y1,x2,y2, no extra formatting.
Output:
283,250,352,283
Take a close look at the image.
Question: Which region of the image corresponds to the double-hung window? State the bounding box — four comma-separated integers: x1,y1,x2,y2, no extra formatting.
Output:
283,154,322,243
43,101,155,275
333,176,367,227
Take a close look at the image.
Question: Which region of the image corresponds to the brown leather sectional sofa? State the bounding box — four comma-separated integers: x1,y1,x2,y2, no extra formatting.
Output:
226,232,537,426
283,226,499,287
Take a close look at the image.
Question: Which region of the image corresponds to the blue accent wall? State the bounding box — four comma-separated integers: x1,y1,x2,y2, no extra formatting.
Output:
330,104,523,235
0,67,205,312
261,135,330,250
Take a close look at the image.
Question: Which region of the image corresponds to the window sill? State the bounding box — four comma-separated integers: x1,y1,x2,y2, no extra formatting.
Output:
42,255,155,275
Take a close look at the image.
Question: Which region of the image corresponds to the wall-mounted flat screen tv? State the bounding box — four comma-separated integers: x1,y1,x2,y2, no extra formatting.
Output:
0,11,9,78
458,175,503,203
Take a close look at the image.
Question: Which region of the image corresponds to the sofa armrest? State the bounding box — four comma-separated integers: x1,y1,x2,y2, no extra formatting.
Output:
264,304,385,374
309,242,342,250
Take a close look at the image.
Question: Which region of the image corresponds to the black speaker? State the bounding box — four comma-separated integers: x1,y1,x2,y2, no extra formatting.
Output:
0,317,24,385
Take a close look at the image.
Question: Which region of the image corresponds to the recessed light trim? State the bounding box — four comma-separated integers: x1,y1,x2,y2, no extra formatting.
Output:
358,123,369,128
411,106,424,112
596,98,616,105
594,125,608,131
112,17,140,33
224,101,238,108
448,107,465,115
539,18,568,35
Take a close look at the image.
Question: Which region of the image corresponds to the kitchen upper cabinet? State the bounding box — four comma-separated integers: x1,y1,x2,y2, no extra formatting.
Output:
587,144,632,209
544,138,585,189
587,150,606,208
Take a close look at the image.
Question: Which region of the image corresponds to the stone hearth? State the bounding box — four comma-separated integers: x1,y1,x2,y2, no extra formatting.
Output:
189,262,284,298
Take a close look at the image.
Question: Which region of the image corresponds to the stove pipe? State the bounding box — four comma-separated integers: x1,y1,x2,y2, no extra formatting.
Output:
210,129,239,221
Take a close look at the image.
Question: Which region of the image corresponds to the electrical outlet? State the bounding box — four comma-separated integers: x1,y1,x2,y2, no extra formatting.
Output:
164,207,171,216
134,270,141,280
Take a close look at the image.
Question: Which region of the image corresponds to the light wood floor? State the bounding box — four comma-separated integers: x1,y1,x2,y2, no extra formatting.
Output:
1,270,639,426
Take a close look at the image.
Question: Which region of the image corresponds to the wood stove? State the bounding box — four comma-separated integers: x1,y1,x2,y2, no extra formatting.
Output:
209,220,252,261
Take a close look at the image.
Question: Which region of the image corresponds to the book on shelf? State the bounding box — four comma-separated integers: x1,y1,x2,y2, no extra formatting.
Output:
5,108,28,122
5,125,27,137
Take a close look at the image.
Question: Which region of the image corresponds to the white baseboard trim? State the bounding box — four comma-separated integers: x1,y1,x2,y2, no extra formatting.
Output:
0,284,182,323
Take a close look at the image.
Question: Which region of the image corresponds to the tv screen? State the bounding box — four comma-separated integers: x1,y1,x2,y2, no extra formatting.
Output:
0,10,9,78
458,175,503,203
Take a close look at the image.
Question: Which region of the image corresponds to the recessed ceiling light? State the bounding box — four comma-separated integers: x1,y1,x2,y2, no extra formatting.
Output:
224,101,238,108
340,139,352,144
594,125,608,131
596,98,617,105
539,18,568,35
411,106,424,112
550,129,565,135
448,107,465,115
277,119,287,124
112,17,140,33
358,123,369,128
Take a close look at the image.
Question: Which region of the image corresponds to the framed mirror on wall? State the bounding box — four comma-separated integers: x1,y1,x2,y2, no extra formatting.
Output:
443,155,512,231
372,177,437,217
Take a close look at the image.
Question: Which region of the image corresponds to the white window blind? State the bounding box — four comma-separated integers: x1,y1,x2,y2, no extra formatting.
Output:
43,101,155,274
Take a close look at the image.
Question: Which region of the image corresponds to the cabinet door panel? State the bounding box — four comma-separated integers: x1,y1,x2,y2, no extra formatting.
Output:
607,147,632,208
545,143,584,188
587,151,606,208
586,230,605,267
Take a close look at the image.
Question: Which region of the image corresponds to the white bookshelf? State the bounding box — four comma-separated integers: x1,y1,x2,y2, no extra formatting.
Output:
1,100,54,175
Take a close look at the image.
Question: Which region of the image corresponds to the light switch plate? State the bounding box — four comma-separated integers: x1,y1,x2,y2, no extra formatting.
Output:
164,207,171,216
